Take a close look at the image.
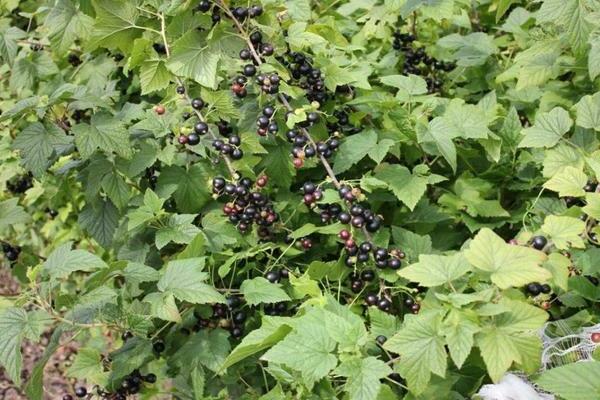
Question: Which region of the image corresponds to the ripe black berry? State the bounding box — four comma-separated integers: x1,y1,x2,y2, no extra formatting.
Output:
526,282,541,296
197,0,211,12
250,31,262,44
306,112,319,124
144,373,157,383
63,395,73,400
74,387,87,398
377,298,391,311
541,284,551,294
376,335,387,345
351,280,364,293
121,331,133,341
231,148,243,160
187,133,200,146
266,271,280,283
261,43,274,56
365,293,378,306
231,326,244,338
176,85,185,94
191,98,205,110
531,236,547,250
338,212,351,224
194,121,209,135
243,64,256,76
388,258,401,270
249,5,263,17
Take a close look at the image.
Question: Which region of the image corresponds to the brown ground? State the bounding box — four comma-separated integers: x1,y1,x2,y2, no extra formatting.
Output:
0,268,78,400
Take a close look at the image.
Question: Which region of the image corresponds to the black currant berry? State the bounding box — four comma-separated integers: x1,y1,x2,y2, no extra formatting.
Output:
233,311,246,324
176,85,185,94
376,335,387,345
531,236,547,250
265,271,280,283
526,282,541,296
365,293,378,306
144,373,157,383
243,64,256,76
187,133,200,146
377,298,391,311
231,148,243,160
197,0,211,12
74,387,87,398
231,326,244,338
63,395,73,400
191,98,205,110
194,121,209,135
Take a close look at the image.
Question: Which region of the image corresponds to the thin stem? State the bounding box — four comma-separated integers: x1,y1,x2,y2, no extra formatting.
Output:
216,1,373,239
157,11,238,180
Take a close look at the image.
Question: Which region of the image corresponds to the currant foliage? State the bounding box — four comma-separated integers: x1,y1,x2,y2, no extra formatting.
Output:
2,0,600,399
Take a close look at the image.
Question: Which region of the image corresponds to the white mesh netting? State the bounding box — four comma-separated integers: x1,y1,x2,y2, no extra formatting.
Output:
540,319,600,370
477,319,600,399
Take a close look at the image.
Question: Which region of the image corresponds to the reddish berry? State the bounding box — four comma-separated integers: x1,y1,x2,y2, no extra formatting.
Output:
155,105,166,115
293,158,303,168
257,176,268,187
591,332,600,343
339,229,351,240
178,135,188,144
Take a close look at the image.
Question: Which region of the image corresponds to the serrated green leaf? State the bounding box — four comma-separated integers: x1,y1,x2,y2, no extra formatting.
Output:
240,277,291,306
173,329,231,373
46,0,93,55
334,356,392,400
166,30,220,89
543,166,587,197
78,198,119,248
0,198,30,231
155,214,201,250
464,228,549,289
43,242,108,279
90,0,142,52
158,258,225,304
66,347,108,386
518,107,573,148
73,112,131,159
575,92,600,131
536,362,600,400
140,58,171,95
399,253,471,287
443,309,479,368
541,215,586,250
375,164,428,210
13,122,72,176
333,130,378,173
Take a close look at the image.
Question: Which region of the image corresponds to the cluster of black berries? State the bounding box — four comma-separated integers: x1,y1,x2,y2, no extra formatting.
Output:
231,32,277,98
255,72,281,95
340,230,402,270
2,243,20,264
213,175,278,234
278,51,328,103
193,297,247,339
7,174,33,194
566,181,597,208
335,185,382,232
286,114,340,168
393,31,454,93
264,269,291,315
68,53,81,67
65,370,156,400
256,105,278,136
365,292,393,312
196,0,263,23
526,282,552,296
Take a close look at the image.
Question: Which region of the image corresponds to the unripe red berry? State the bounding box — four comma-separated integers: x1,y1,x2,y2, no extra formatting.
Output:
155,105,166,115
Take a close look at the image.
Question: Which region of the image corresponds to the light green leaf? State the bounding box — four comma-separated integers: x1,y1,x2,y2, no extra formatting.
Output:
157,258,225,304
333,130,378,173
384,311,447,394
590,41,600,81
143,292,181,322
223,317,292,369
13,122,72,176
45,0,93,55
438,32,498,66
166,30,220,89
286,0,312,21
583,192,600,220
155,214,201,250
240,277,291,306
78,198,119,248
72,112,131,159
140,58,171,95
66,348,108,386
399,253,471,287
380,74,427,100
0,198,30,231
541,215,586,250
543,166,587,197
43,242,108,279
0,26,26,66
443,309,479,368
90,0,142,52
575,92,600,131
157,165,210,213
375,164,428,210
173,329,231,373
543,144,583,178
334,356,392,400
536,362,600,400
518,107,573,148
464,228,549,289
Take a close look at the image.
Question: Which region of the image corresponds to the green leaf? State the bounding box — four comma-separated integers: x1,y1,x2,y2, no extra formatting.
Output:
66,347,108,386
541,215,586,250
140,58,172,95
383,311,447,394
575,92,600,131
374,164,428,210
240,277,291,306
166,30,220,89
334,356,392,400
380,74,427,100
223,316,292,369
590,41,600,81
258,141,295,189
536,362,600,400
173,329,231,373
13,122,72,176
583,193,600,220
157,165,210,213
155,214,201,250
333,130,378,173
0,198,30,231
419,117,457,172
101,171,130,210
286,0,312,21
0,26,26,66
543,144,583,178
443,310,479,368
78,198,119,248
518,107,573,148
438,32,498,66
442,100,491,139
537,0,592,55
262,308,338,387
157,258,225,304
43,242,108,279
399,253,471,287
143,292,181,322
543,166,587,197
45,0,93,55
464,228,549,289
391,227,432,261
0,308,52,385
90,0,142,52
72,112,132,159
